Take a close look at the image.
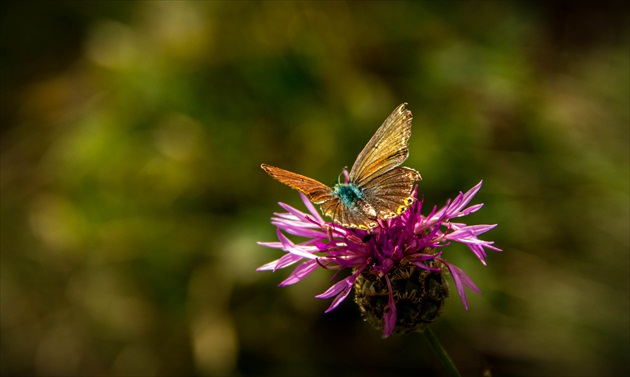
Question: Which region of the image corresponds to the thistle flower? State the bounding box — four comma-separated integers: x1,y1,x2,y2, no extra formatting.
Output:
258,180,500,338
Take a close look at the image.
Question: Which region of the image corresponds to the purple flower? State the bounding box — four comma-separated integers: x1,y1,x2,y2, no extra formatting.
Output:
258,181,500,338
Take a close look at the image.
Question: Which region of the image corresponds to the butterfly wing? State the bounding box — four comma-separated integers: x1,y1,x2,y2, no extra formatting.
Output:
261,164,334,204
320,198,378,230
348,103,413,187
361,166,421,220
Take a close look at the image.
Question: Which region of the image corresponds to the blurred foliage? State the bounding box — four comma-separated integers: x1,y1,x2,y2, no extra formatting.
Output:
1,1,628,376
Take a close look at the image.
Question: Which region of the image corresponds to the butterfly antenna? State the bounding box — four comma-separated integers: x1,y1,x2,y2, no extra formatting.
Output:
327,222,344,242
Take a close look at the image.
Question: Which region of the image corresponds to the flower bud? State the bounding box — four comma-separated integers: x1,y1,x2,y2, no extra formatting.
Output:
353,258,449,335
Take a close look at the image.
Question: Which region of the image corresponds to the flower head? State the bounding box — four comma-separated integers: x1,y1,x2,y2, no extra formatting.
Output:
258,181,500,338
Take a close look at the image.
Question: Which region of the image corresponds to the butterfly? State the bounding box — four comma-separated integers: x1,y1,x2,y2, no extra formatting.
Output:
261,103,421,230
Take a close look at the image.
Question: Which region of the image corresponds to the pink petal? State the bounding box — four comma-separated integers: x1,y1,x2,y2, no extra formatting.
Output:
442,261,481,310
280,260,320,286
382,276,397,338
316,277,355,312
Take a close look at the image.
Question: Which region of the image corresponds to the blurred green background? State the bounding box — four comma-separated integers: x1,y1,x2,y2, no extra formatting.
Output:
1,1,628,376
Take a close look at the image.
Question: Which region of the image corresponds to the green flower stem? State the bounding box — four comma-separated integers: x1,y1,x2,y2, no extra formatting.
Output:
423,327,462,377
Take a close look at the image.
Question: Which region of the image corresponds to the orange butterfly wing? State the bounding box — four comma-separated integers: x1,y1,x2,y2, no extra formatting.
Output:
261,164,335,204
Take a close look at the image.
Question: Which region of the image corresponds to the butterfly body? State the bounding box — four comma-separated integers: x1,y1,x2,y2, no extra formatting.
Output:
262,103,421,230
332,183,365,209
332,182,377,219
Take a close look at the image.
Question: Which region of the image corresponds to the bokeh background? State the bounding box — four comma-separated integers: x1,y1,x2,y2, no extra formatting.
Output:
1,1,628,376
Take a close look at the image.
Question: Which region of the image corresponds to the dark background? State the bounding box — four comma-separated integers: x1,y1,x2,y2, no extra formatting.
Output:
1,1,628,376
